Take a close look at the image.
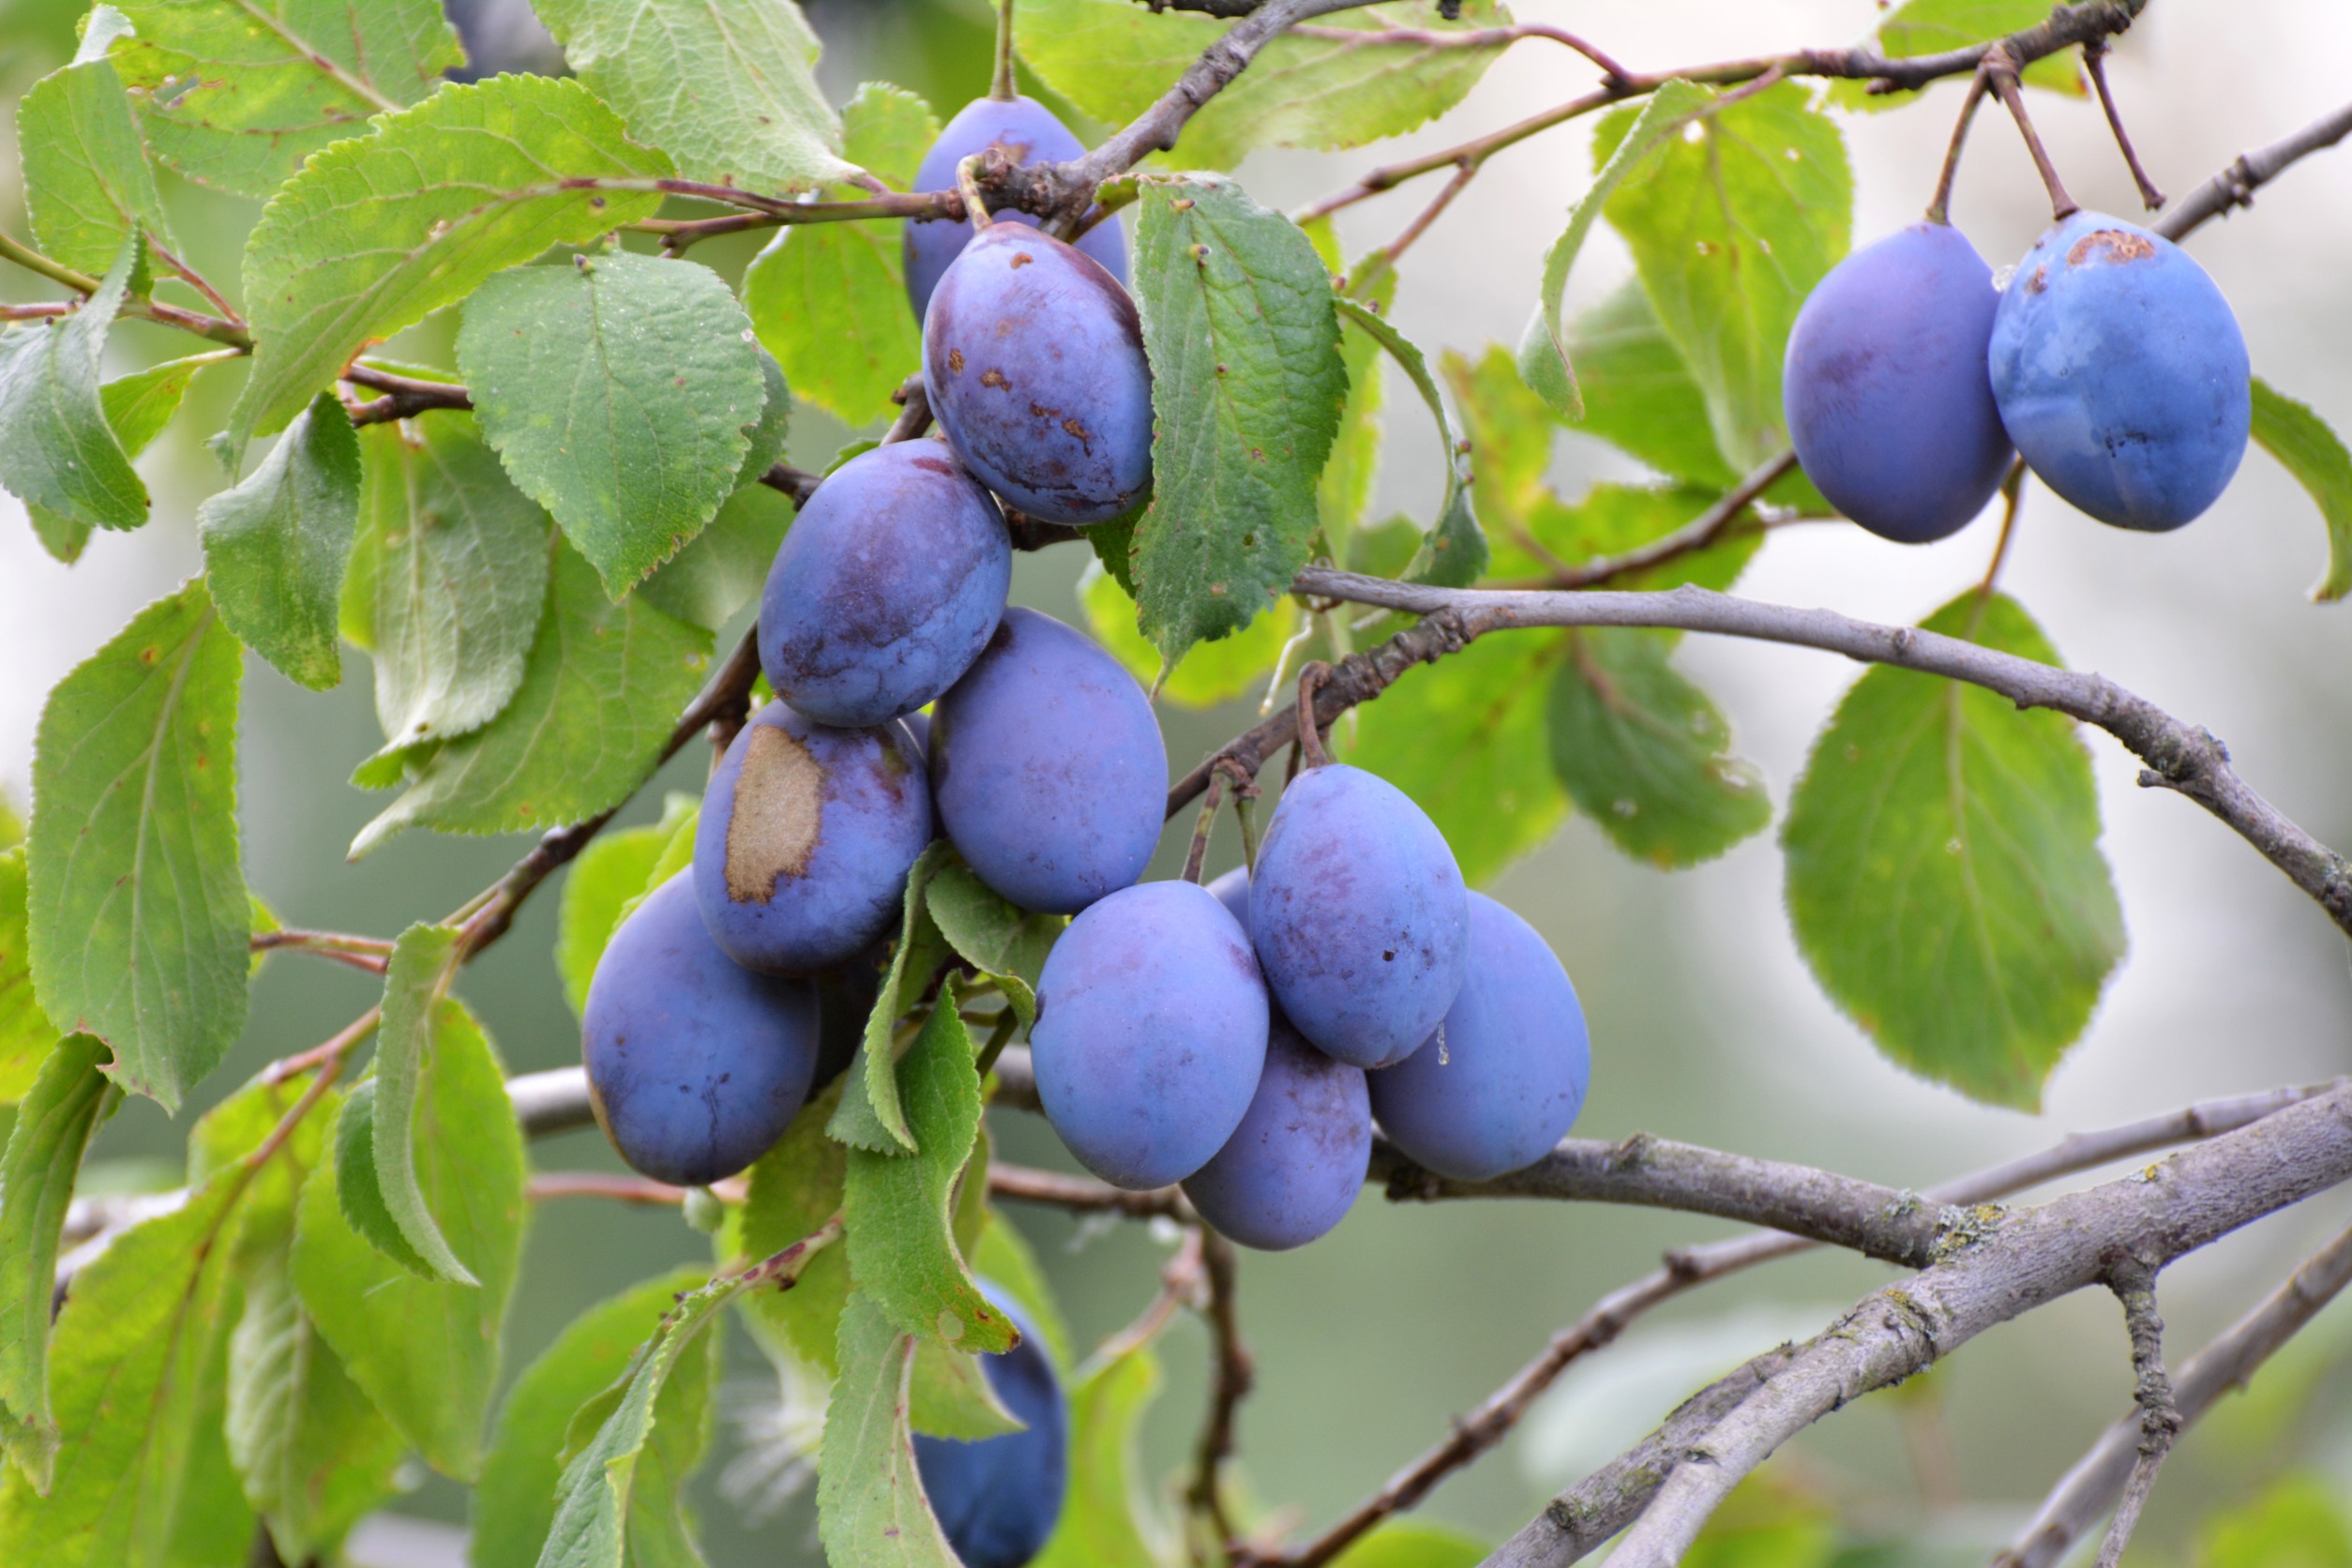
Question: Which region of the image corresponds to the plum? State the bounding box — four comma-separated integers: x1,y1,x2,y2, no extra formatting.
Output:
1368,893,1590,1183
1181,1015,1369,1251
912,1285,1067,1568
897,709,931,761
1784,222,2015,543
1205,866,1250,933
904,95,1128,321
759,442,1011,728
924,223,1153,526
1030,881,1269,1189
1988,211,2251,532
1249,765,1468,1069
581,871,820,1186
694,701,931,974
809,946,883,1092
931,608,1167,914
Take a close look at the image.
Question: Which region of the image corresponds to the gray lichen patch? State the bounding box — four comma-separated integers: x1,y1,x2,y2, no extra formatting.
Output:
725,723,824,900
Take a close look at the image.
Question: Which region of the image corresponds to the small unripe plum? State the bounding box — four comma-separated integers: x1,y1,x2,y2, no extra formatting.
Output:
1784,222,2014,543
924,223,1153,526
912,1285,1068,1568
1031,881,1269,1189
1988,211,2251,532
582,872,820,1186
931,608,1168,914
904,95,1128,321
1250,765,1468,1069
1368,893,1591,1183
694,702,930,974
760,442,1010,728
1182,1016,1369,1251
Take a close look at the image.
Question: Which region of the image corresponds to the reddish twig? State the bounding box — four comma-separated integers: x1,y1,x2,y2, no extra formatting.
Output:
2083,38,2165,210
1987,46,2080,220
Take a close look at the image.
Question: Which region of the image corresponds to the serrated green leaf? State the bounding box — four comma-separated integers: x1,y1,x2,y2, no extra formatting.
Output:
17,46,178,276
0,852,56,1103
1533,282,1739,490
744,81,934,424
817,1290,960,1568
347,417,553,759
1031,1341,1163,1568
1130,176,1345,662
351,543,713,855
739,1080,852,1374
367,923,474,1282
1782,593,2124,1108
555,792,699,1018
199,392,362,691
531,0,852,196
734,346,793,486
327,1078,431,1275
230,75,671,452
0,1034,113,1485
1316,241,1394,559
829,843,953,1153
969,1216,1071,1372
1828,0,2083,113
0,238,147,534
2250,377,2352,602
27,350,244,565
1078,559,1296,711
637,481,794,633
1549,629,1770,868
27,580,247,1112
923,854,1060,1000
456,252,766,597
291,998,524,1478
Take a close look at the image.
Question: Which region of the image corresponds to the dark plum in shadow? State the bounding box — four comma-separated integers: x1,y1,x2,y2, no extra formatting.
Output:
912,1285,1068,1568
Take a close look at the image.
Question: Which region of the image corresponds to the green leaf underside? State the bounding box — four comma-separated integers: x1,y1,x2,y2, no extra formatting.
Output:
27,580,248,1113
817,1291,961,1568
18,49,178,276
830,843,952,1153
0,238,148,534
230,75,671,452
1332,299,1485,586
28,352,244,565
741,1081,852,1374
0,852,58,1103
1543,282,1740,489
199,393,363,691
1782,593,2124,1108
1031,1342,1161,1568
637,481,795,633
554,792,698,1018
456,251,765,598
2249,377,2352,602
1130,176,1346,662
0,1035,113,1487
330,1079,432,1276
365,924,475,1282
923,855,1057,1007
291,998,525,1479
351,542,712,856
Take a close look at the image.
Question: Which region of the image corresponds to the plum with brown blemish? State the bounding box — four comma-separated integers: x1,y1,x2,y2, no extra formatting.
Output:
693,701,930,974
1182,1014,1370,1251
1030,880,1269,1190
759,442,1011,729
924,223,1153,526
582,871,820,1186
930,608,1167,915
1368,893,1590,1184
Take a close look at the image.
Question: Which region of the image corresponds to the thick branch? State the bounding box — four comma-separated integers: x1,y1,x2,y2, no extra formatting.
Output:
2156,96,2352,242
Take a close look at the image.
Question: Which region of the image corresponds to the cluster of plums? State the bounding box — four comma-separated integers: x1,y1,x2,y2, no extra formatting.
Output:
1783,210,2250,541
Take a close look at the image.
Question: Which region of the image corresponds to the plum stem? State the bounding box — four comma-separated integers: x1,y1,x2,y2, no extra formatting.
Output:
991,0,1018,102
1294,661,1336,768
956,152,994,235
1182,772,1226,883
2084,38,2166,210
1987,48,2080,220
1924,67,1993,224
1970,459,2030,618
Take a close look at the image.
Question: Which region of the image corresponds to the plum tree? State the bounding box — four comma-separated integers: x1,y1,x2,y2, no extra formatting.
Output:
1368,894,1591,1184
924,223,1153,525
903,96,1127,319
759,442,1011,728
930,607,1168,913
693,701,930,974
1784,222,2015,543
1250,764,1469,1069
1989,212,2252,532
912,1287,1069,1568
581,872,821,1186
1030,881,1269,1189
1182,1016,1371,1252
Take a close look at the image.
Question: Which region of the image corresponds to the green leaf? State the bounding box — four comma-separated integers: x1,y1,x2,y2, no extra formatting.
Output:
733,346,794,487
0,851,56,1103
829,843,953,1153
327,1078,431,1275
351,543,713,855
530,0,852,195
364,923,475,1283
1316,242,1395,557
456,251,767,597
739,1081,852,1374
1831,0,2084,112
816,1291,959,1568
1329,1521,1491,1568
1130,176,1346,663
0,1034,113,1486
1548,629,1771,868
17,40,178,276
1031,1341,1163,1568
924,854,1061,999
0,238,148,534
2198,1474,2352,1568
199,392,363,691
1017,0,1510,173
291,998,525,1479
230,75,672,452
843,997,1016,1354
1078,560,1298,711
347,417,554,758
969,1215,1072,1372
27,580,248,1113
1782,592,2124,1108
2249,377,2352,602
1331,299,1484,586
743,82,935,425
1536,282,1739,490
637,482,794,633
555,792,699,1018
25,351,243,566
1596,81,1851,470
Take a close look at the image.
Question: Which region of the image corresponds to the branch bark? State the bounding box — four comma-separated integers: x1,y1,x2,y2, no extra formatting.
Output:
2156,97,2352,242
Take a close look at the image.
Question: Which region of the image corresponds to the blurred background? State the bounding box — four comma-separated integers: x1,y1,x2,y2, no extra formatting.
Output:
5,1,2352,1562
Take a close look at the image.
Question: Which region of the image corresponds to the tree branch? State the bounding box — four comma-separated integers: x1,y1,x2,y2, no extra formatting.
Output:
2155,95,2352,242
1188,1229,1254,1556
2092,1262,2180,1568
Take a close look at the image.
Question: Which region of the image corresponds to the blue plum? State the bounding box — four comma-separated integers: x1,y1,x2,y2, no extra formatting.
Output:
931,608,1168,914
924,223,1153,526
1030,881,1269,1189
1249,765,1468,1069
1205,866,1250,932
1988,211,2251,532
897,709,931,761
904,95,1128,321
912,1286,1068,1568
760,442,1011,728
1368,893,1591,1183
582,871,820,1185
1181,1015,1369,1251
694,701,931,974
1784,222,2014,544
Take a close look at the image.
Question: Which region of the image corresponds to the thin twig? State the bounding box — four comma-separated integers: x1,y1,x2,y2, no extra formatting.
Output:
2156,95,2352,241
1293,661,1334,767
2083,38,2165,209
2094,1261,2179,1568
1975,458,2029,601
1183,771,1227,883
528,1171,689,1205
1925,67,1994,225
988,1163,1193,1219
1187,1229,1254,1558
1289,22,1633,83
1494,449,1800,592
